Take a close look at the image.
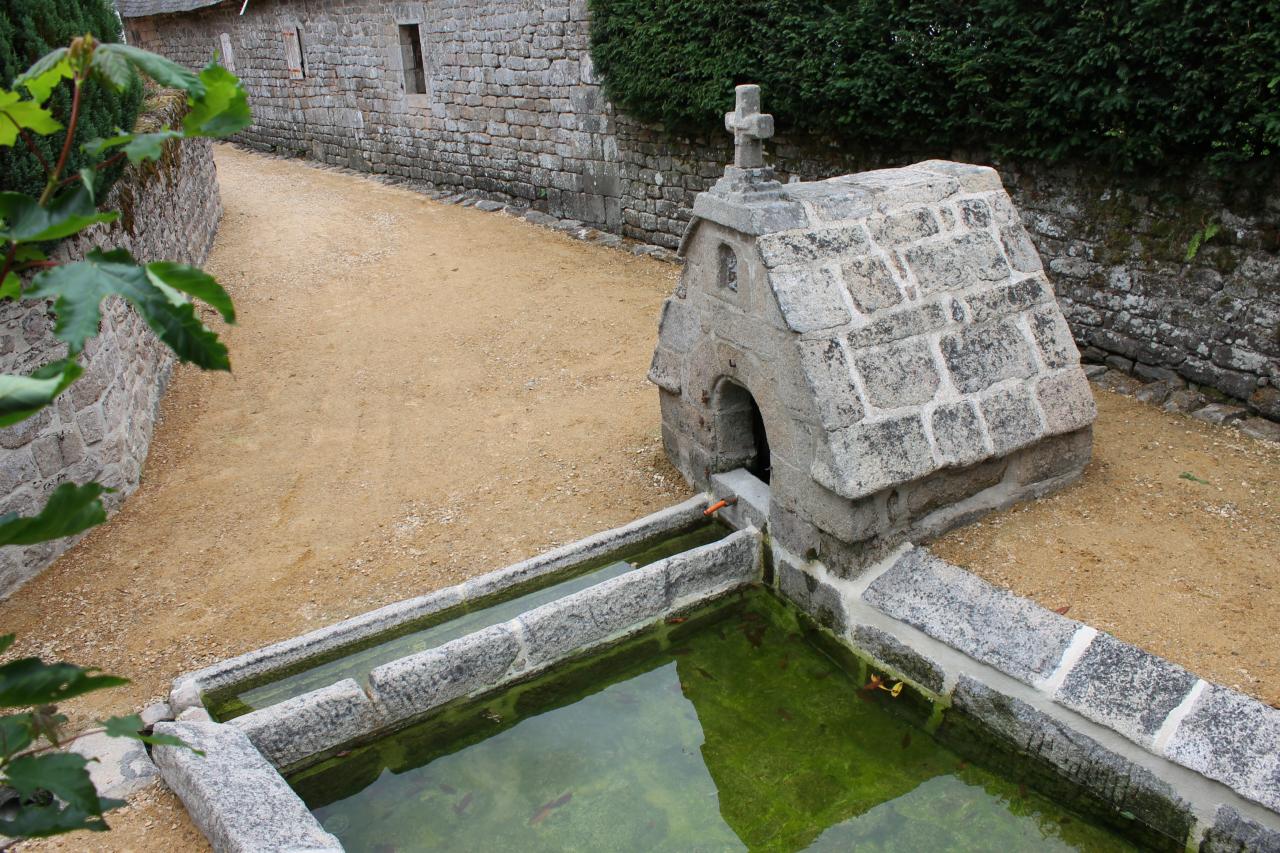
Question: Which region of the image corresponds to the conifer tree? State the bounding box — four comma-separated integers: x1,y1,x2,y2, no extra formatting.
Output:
0,0,142,197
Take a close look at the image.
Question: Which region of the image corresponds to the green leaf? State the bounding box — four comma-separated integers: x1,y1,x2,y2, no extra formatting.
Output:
182,63,251,138
83,134,130,158
13,50,73,104
0,90,62,146
146,262,235,323
30,705,68,748
0,185,117,243
0,658,127,708
92,45,203,97
101,714,143,738
117,131,182,166
0,272,19,300
0,482,109,547
0,800,111,838
28,249,230,368
0,359,84,428
0,713,35,757
101,714,203,753
100,714,144,739
85,132,181,166
5,753,103,815
0,634,13,655
89,47,132,92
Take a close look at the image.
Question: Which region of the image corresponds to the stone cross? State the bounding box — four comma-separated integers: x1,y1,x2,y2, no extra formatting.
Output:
724,84,774,170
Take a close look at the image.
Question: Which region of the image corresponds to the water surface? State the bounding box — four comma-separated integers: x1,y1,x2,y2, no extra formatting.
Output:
291,589,1136,852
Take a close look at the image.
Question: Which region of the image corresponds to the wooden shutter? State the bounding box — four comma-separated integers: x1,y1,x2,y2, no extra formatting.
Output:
282,28,303,80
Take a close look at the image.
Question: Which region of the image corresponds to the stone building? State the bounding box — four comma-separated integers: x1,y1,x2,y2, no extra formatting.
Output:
653,87,1095,574
118,0,1278,416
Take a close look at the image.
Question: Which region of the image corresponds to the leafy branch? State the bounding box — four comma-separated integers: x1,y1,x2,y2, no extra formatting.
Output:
1184,219,1221,262
0,32,250,841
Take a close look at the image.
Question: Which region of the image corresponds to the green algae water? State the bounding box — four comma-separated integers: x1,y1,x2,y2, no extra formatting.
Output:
290,589,1136,852
208,522,728,719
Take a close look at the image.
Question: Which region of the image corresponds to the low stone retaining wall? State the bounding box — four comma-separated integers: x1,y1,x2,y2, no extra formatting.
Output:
0,96,222,597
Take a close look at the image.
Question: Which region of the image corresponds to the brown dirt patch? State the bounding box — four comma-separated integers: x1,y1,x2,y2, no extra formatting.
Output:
7,145,687,850
933,388,1280,707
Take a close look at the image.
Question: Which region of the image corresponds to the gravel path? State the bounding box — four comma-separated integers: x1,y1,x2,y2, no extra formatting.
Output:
9,145,689,850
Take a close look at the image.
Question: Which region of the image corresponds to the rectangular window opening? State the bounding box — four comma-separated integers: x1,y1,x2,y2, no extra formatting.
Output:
398,24,426,95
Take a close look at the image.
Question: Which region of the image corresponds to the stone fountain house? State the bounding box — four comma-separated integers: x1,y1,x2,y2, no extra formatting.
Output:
652,86,1097,575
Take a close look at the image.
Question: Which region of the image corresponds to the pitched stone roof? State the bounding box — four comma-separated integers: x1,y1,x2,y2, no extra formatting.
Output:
655,160,1096,501
116,0,228,18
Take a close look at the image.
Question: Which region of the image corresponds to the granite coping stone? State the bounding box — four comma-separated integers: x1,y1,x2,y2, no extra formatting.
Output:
709,468,770,530
853,545,1280,831
944,675,1195,844
1163,683,1280,814
368,623,521,723
516,563,668,670
664,526,762,604
173,496,707,708
231,679,382,770
849,624,946,695
860,546,1080,685
1053,632,1200,748
1200,805,1280,853
151,721,341,853
68,731,158,801
364,529,760,727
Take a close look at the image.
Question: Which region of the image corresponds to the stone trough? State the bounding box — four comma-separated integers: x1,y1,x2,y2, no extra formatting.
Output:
146,88,1279,852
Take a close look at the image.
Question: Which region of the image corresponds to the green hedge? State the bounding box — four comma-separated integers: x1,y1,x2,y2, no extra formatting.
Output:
0,0,142,199
589,0,1280,172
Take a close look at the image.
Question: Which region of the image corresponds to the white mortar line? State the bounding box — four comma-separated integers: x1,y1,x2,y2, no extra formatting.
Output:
825,259,865,321
508,616,532,673
1034,624,1098,695
1014,312,1050,373
846,542,912,599
1153,679,1207,755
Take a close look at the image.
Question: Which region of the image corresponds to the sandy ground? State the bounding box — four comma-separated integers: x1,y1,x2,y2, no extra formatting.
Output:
6,146,1279,850
10,145,688,850
934,389,1280,708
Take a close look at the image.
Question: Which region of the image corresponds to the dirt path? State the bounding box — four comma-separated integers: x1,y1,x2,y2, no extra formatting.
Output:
934,388,1280,708
9,145,688,851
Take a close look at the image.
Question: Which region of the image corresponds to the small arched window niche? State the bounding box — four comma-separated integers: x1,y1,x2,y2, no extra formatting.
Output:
717,243,739,293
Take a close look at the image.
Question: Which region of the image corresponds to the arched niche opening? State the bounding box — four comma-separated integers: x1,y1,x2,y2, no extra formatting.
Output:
713,378,771,484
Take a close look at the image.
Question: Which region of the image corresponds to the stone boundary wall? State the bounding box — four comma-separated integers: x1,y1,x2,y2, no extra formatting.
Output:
125,0,1277,415
0,96,222,597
